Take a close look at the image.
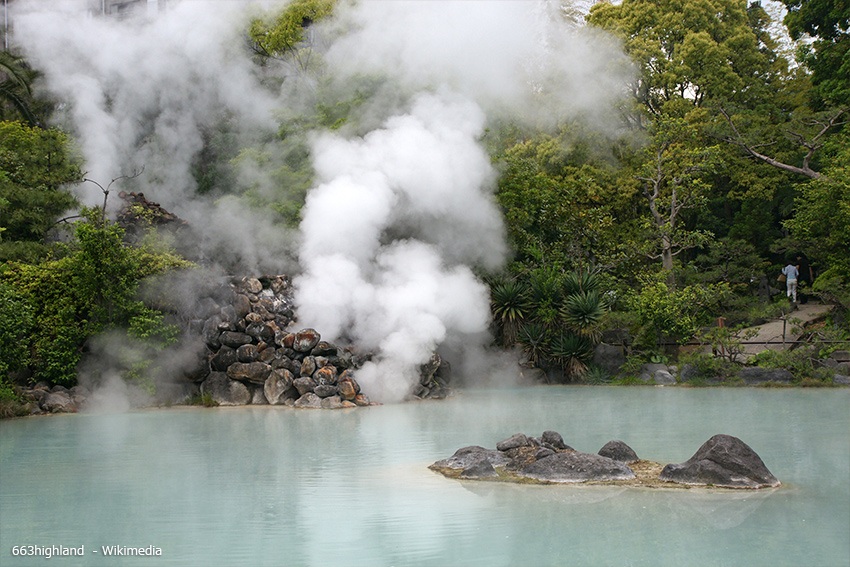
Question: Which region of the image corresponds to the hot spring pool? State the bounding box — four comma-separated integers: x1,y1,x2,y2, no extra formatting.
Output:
1,386,848,566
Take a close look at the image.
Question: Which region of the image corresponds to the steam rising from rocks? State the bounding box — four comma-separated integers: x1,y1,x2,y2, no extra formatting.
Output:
11,0,631,404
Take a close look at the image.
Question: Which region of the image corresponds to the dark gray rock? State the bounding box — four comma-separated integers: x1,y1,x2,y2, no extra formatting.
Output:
598,440,639,463
338,375,358,401
201,372,251,406
313,384,339,398
246,323,274,342
659,434,779,488
517,451,636,483
250,387,268,405
314,365,338,386
293,377,317,396
738,367,794,385
226,362,272,385
497,433,533,451
219,331,253,349
541,430,570,451
593,343,625,375
232,293,252,320
430,446,512,473
40,390,76,413
834,374,850,385
236,344,259,362
639,363,670,383
299,356,317,377
460,456,499,479
653,369,676,385
311,341,338,357
830,350,850,362
210,345,238,371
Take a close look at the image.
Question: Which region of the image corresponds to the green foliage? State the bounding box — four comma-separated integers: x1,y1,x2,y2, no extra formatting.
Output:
699,324,759,363
560,290,606,341
189,391,219,407
0,214,189,386
490,279,530,346
501,268,609,381
495,140,628,272
518,322,548,368
548,332,593,376
249,0,335,61
782,0,850,106
0,51,40,126
581,364,613,385
0,120,80,261
587,0,784,113
748,348,833,382
783,140,850,312
628,275,732,348
677,352,740,384
0,281,34,378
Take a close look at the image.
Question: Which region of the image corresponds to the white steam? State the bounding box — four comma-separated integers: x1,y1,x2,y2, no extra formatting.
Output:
293,92,502,401
12,0,295,274
294,1,631,400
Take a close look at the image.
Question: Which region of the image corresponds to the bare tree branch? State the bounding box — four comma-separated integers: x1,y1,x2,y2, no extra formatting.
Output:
719,106,847,180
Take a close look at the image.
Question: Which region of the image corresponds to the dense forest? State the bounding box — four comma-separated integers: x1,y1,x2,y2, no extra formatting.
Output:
1,0,848,413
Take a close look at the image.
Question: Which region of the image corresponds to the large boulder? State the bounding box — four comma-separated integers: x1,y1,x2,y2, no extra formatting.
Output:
227,362,272,385
517,452,636,483
201,372,251,406
496,433,533,451
40,389,76,413
598,440,639,463
592,343,625,375
264,369,294,405
429,446,512,475
659,434,780,488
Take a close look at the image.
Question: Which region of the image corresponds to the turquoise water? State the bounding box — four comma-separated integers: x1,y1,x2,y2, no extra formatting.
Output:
1,386,848,567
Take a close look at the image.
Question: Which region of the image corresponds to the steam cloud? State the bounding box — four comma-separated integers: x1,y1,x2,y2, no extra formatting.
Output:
11,0,631,403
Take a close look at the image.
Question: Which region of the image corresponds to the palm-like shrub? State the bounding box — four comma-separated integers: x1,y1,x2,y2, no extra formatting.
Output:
490,279,530,346
528,266,563,329
518,322,548,367
548,332,593,378
562,269,601,296
561,290,606,341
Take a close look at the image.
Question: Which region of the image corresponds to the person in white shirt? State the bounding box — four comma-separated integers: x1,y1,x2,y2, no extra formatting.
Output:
782,262,799,302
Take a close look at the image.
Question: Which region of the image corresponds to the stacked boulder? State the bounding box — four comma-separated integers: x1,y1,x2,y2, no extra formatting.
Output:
191,274,453,407
195,275,372,408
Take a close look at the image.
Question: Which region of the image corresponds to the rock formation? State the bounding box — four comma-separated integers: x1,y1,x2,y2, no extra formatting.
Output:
431,433,779,489
659,434,781,488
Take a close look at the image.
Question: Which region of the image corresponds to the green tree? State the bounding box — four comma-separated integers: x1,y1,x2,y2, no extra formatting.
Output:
632,105,719,275
782,0,850,106
784,137,850,310
0,212,190,386
0,51,40,126
587,0,785,115
0,120,80,261
495,131,629,273
249,0,335,67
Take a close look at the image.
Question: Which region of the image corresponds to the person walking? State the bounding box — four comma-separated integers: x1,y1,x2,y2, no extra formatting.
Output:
782,261,799,303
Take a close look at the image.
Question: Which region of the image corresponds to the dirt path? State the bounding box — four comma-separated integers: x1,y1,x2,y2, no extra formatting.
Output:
721,301,834,361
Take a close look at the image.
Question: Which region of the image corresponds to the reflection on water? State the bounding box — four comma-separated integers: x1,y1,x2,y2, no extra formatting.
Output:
1,387,848,567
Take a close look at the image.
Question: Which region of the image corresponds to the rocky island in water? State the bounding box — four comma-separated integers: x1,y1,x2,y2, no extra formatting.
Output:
430,433,780,490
